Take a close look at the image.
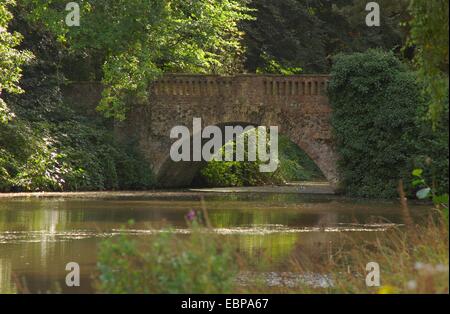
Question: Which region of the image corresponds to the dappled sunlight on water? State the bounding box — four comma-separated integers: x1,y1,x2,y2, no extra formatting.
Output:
0,222,399,243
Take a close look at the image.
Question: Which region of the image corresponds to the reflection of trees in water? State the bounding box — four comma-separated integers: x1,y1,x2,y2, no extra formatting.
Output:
0,195,431,292
317,213,338,228
207,206,343,266
39,206,68,268
1,200,71,269
0,258,16,294
0,200,73,232
208,208,302,228
237,233,300,266
0,200,71,292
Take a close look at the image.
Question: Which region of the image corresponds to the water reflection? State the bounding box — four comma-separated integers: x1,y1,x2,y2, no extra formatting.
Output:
0,258,17,294
0,193,430,293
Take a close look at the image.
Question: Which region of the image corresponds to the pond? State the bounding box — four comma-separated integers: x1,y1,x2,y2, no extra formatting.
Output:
0,191,431,293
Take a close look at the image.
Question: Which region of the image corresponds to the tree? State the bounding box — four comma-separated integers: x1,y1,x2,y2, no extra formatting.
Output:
23,0,252,120
0,0,32,124
242,0,409,74
334,0,410,53
407,0,449,128
243,0,332,73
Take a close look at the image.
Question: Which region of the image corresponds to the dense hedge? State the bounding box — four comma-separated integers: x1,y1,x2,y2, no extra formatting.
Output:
329,49,448,198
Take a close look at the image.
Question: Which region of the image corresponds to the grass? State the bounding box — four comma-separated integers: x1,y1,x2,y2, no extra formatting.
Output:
244,214,448,294
96,196,449,294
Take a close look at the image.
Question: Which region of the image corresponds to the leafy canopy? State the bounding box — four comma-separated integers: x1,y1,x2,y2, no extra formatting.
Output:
0,0,33,124
407,0,449,127
23,0,252,120
242,0,409,74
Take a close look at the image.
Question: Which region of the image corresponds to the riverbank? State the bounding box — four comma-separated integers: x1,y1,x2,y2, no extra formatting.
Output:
190,182,335,195
0,182,335,199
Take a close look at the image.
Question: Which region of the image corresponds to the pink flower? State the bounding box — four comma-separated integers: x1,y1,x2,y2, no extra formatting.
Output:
185,210,196,222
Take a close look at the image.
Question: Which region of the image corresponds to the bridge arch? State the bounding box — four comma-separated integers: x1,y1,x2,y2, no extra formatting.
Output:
156,121,330,187
114,74,339,189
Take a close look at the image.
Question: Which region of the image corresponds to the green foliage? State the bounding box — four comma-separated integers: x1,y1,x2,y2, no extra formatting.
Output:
330,49,448,198
407,93,449,197
1,9,155,192
201,159,275,187
412,168,449,219
329,49,423,198
243,0,409,74
256,52,303,75
23,0,253,120
0,0,33,124
200,130,281,187
277,136,324,182
98,219,238,294
334,0,410,51
0,109,155,192
53,120,155,191
407,0,449,127
200,134,324,187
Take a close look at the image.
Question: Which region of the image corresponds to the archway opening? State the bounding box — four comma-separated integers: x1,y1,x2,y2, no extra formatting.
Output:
157,122,326,188
192,134,326,188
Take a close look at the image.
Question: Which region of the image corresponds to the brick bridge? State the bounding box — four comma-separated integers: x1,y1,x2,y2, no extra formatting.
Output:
113,74,339,188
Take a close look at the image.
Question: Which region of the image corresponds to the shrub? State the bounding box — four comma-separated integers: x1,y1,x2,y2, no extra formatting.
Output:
329,49,447,198
0,117,156,192
407,97,449,196
97,219,239,294
277,136,324,182
199,134,324,187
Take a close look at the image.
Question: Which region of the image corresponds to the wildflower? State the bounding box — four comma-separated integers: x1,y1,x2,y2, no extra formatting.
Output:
407,280,417,291
378,285,396,294
185,210,196,222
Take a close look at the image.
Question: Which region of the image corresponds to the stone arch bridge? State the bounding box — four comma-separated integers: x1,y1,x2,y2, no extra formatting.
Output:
112,74,338,188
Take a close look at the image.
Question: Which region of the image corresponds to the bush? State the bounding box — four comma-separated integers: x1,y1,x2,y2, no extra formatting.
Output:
97,219,239,294
199,134,324,187
0,114,155,192
277,136,324,182
329,49,448,198
407,97,449,196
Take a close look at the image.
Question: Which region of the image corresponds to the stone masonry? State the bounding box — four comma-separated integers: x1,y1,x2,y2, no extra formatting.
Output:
115,74,338,188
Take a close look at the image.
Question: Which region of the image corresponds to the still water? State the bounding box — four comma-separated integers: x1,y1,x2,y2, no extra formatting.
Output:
0,192,430,293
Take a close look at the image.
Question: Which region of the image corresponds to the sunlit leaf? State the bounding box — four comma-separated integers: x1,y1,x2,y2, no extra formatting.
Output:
412,178,425,187
412,169,423,177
